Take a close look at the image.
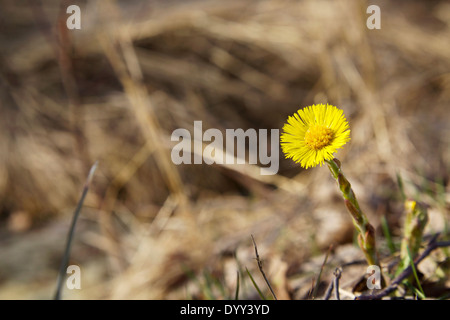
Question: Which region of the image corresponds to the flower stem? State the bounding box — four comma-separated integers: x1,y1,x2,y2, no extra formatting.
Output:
397,200,428,276
325,158,380,267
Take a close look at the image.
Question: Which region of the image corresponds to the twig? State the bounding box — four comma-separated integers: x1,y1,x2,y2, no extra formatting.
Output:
312,245,332,299
323,266,343,300
334,267,343,300
323,279,334,300
357,234,450,300
54,161,98,300
251,235,277,300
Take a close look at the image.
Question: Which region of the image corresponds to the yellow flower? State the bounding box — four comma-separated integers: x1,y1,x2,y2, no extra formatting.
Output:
280,104,350,169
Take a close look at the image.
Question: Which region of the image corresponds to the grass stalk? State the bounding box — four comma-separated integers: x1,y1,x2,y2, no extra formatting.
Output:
54,161,98,300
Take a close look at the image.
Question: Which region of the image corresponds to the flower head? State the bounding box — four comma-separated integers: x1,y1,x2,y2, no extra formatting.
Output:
280,104,350,168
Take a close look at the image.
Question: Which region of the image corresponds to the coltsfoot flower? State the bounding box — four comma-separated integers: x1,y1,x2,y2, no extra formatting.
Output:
280,104,381,271
280,104,350,168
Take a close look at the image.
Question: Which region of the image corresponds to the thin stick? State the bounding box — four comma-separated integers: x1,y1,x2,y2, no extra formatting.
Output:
251,235,277,300
54,161,98,300
323,266,342,300
357,234,450,300
323,279,334,300
333,267,342,300
312,245,332,299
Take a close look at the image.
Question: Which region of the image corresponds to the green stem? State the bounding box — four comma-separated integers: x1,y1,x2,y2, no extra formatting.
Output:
325,158,380,267
397,200,428,276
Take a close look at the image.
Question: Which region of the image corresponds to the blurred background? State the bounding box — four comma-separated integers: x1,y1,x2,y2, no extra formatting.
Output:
0,0,449,299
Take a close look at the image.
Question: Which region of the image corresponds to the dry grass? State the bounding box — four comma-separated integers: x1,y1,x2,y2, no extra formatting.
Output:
0,0,449,299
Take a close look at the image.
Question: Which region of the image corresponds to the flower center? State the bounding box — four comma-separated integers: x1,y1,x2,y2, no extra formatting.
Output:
304,125,334,150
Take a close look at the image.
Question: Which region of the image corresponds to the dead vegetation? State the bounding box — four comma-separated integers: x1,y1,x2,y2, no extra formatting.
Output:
0,0,449,299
